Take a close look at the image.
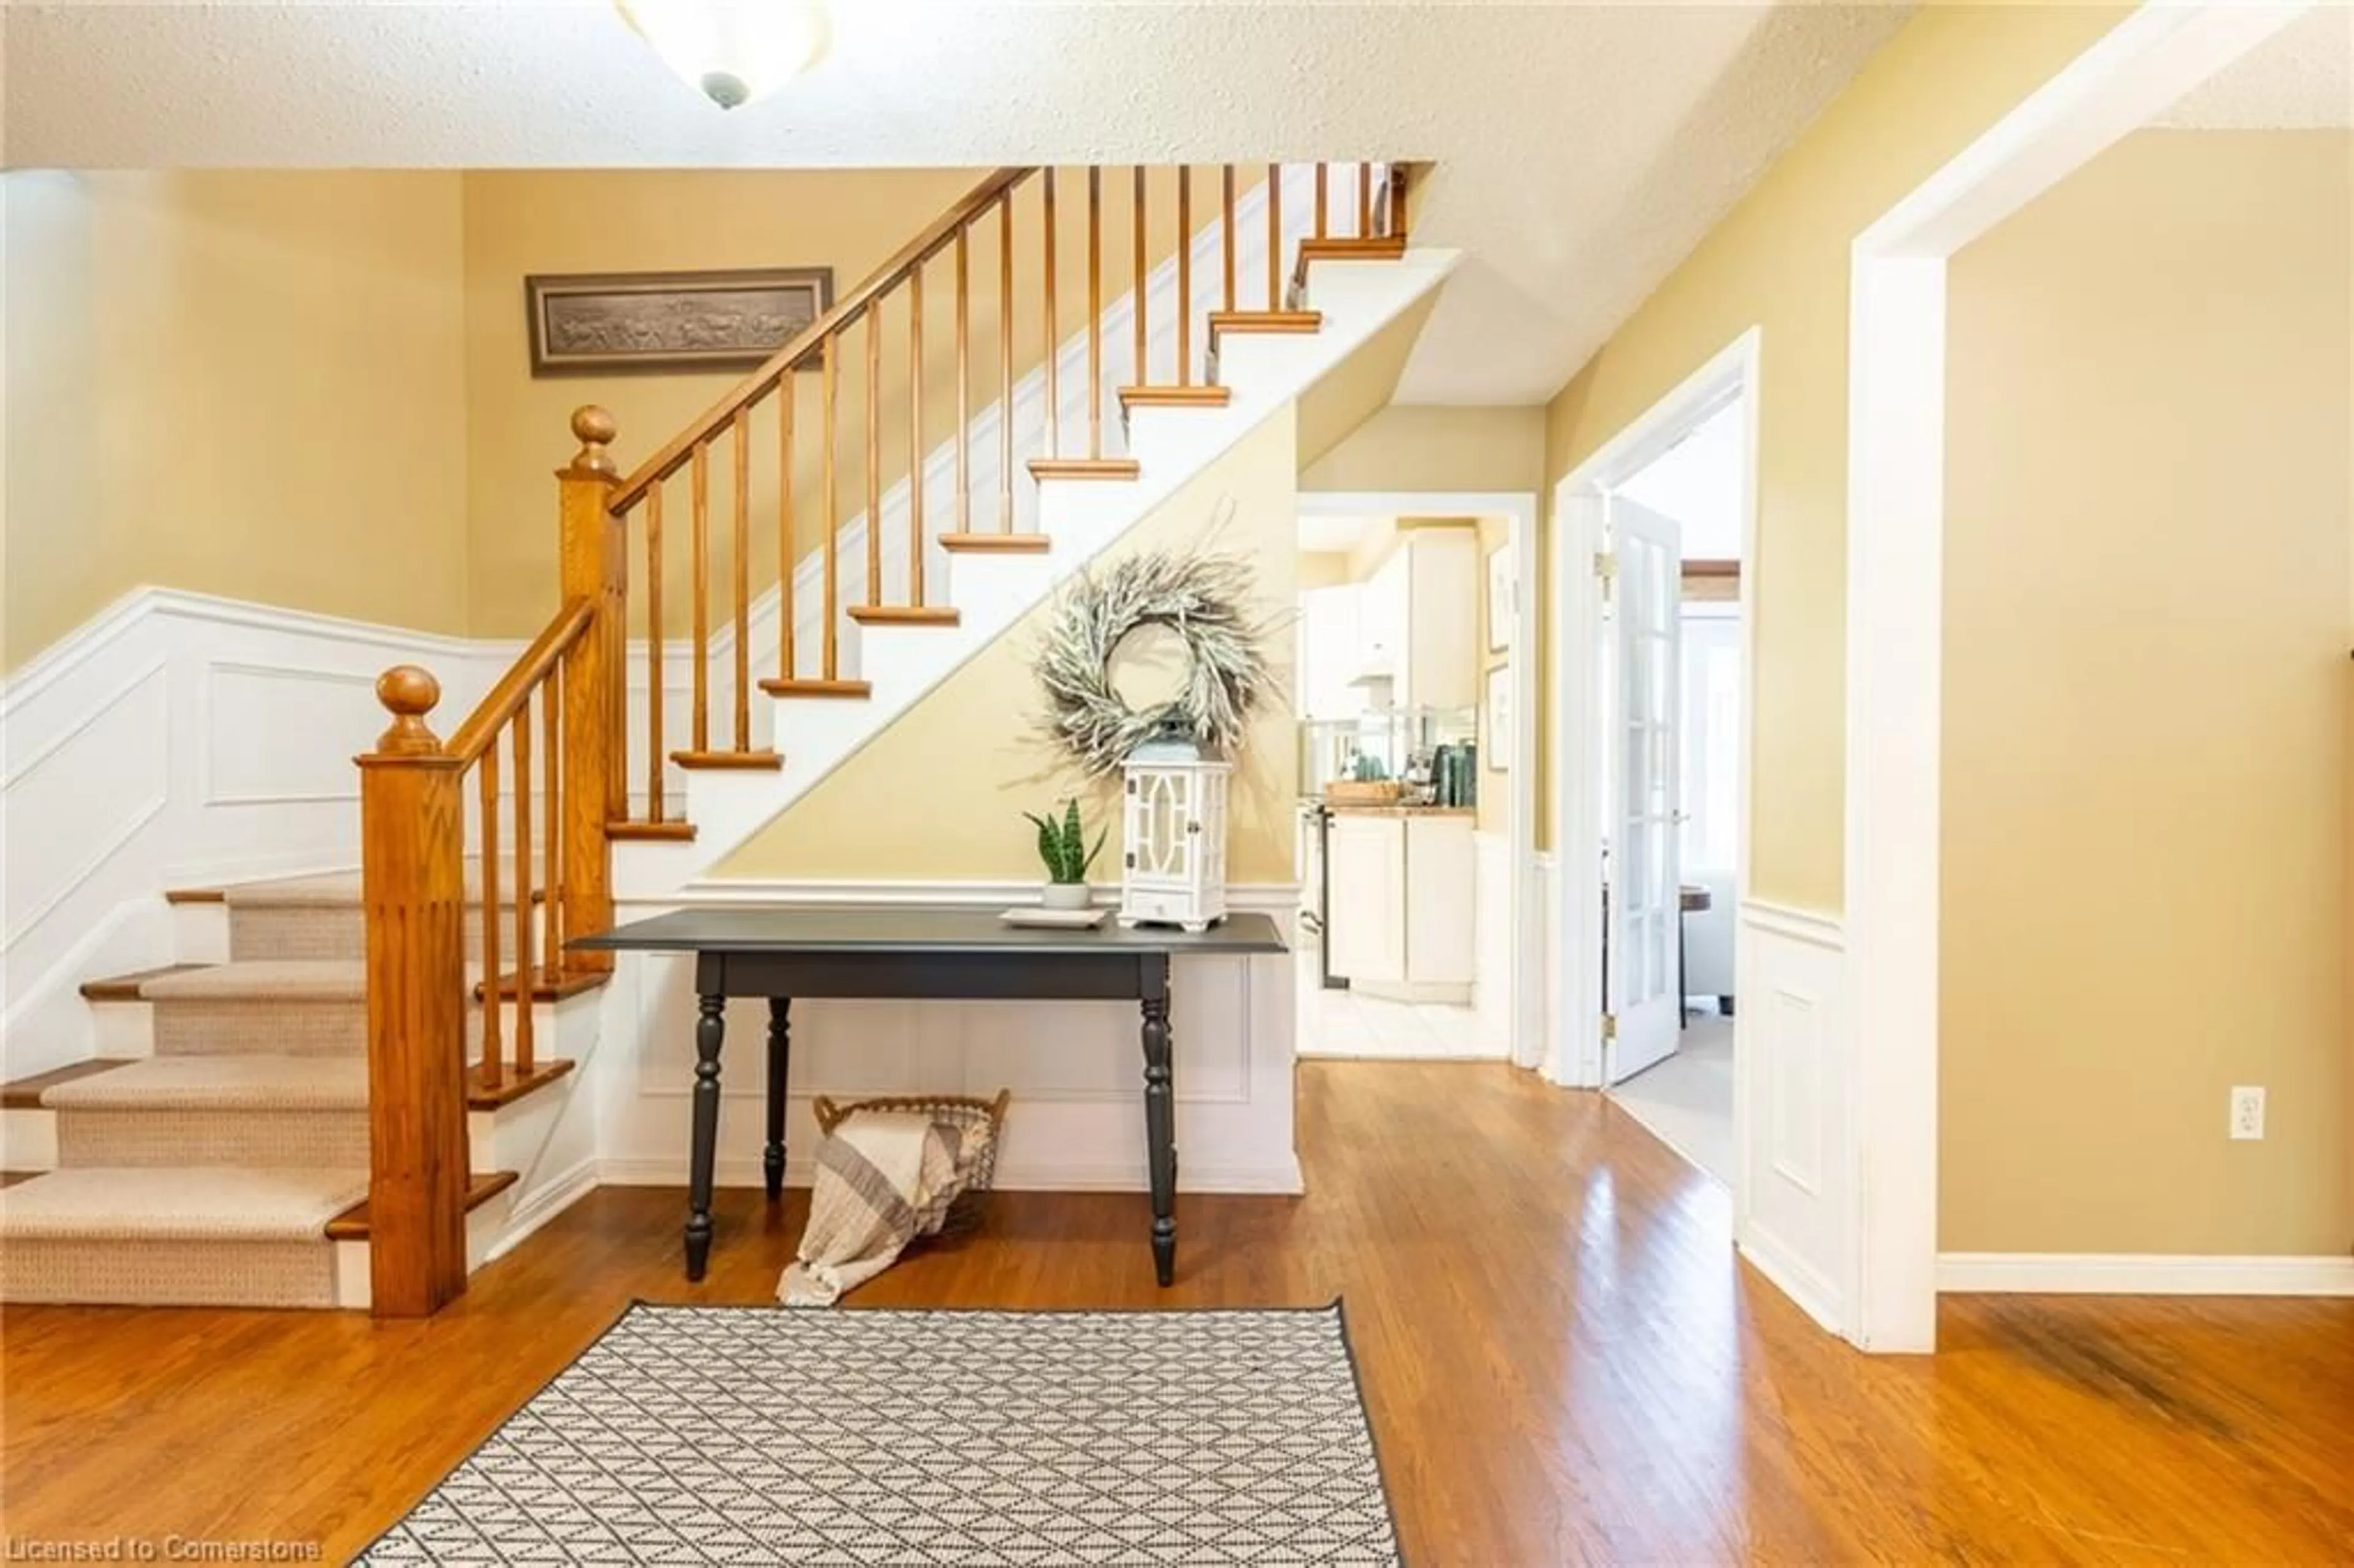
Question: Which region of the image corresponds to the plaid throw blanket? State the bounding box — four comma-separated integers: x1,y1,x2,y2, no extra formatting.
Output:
779,1109,992,1307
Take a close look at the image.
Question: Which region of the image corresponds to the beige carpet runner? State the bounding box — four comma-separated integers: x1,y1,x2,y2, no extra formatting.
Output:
0,867,521,1309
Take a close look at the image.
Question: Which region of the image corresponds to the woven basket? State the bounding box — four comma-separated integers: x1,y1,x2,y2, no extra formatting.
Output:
811,1089,1011,1237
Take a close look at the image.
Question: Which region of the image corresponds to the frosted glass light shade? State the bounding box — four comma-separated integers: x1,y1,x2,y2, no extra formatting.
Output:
616,1,831,109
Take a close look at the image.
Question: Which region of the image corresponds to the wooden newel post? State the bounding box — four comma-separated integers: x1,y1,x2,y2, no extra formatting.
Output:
357,665,470,1318
560,406,624,973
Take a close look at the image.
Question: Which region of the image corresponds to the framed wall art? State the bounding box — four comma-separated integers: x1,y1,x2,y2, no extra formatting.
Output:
525,267,834,376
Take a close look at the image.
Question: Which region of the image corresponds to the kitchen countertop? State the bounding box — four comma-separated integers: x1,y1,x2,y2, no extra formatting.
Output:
1316,803,1477,818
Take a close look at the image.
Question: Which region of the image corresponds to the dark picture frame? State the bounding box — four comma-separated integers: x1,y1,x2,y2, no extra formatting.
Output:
524,267,835,376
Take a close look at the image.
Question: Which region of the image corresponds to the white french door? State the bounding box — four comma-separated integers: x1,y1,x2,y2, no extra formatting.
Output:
1603,495,1683,1085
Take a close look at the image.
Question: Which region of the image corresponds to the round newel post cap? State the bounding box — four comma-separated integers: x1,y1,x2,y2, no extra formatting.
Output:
568,405,619,478
373,664,444,755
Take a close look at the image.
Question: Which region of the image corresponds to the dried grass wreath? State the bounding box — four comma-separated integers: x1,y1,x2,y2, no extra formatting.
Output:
1034,512,1278,778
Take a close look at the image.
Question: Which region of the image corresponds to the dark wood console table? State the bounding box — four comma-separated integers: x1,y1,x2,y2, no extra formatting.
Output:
573,905,1287,1287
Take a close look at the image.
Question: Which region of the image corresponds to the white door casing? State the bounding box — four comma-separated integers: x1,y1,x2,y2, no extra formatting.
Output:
1602,496,1683,1085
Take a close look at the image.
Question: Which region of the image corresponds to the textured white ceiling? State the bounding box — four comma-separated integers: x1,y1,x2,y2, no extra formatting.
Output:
2155,7,2353,129
1,1,1912,405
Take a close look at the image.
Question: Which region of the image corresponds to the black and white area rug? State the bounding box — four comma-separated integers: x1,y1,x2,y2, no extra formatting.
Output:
359,1301,1402,1566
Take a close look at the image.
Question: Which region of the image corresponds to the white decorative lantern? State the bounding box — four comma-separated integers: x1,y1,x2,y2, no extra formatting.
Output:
1118,742,1232,933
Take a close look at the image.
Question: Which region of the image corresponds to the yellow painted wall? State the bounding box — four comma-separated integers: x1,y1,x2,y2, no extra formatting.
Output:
717,409,1300,882
2,171,470,670
1941,130,2353,1256
1540,3,2129,904
1303,403,1545,497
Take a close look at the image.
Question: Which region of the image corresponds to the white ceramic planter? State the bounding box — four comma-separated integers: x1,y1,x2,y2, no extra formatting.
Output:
1040,882,1093,911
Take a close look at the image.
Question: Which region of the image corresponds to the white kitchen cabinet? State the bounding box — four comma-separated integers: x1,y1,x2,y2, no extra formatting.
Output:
1327,813,1406,983
1324,810,1477,1003
1395,530,1478,714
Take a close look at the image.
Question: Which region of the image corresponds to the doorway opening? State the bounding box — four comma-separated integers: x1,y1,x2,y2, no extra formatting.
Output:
1597,397,1747,1186
1292,492,1541,1067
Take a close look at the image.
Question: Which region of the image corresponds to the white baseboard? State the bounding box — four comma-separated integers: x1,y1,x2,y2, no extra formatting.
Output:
484,1157,604,1266
1937,1252,2354,1296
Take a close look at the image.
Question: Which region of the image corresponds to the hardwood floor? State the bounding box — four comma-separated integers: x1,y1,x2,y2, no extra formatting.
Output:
4,1061,2350,1564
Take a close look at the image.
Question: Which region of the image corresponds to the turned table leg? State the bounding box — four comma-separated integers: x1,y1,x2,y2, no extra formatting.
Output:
764,997,791,1200
1140,960,1176,1287
685,991,725,1281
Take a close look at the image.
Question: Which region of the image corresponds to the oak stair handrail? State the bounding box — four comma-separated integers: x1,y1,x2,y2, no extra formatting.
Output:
599,159,1409,821
608,166,1036,514
356,415,626,1319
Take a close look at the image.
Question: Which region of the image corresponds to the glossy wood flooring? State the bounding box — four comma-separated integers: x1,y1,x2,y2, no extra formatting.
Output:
6,1062,2351,1565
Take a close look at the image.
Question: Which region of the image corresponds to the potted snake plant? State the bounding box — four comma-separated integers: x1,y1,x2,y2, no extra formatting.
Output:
1023,799,1107,910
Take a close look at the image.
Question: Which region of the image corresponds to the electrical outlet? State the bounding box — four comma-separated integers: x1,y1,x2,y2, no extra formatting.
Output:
2230,1086,2266,1141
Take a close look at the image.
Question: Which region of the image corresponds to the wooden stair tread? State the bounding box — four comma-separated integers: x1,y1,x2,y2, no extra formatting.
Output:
162,888,227,906
1208,310,1322,338
0,1170,43,1190
846,605,961,626
464,1057,577,1109
79,964,210,1003
608,820,696,842
1118,386,1232,409
669,749,783,771
472,969,611,1003
938,533,1052,554
326,1170,517,1241
1,1059,137,1109
761,677,873,698
1027,457,1141,481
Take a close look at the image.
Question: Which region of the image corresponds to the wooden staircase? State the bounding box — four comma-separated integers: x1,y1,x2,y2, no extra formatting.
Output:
2,160,1430,1318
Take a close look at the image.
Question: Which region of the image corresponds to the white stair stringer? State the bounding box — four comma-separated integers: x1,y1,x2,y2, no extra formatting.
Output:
615,245,1460,897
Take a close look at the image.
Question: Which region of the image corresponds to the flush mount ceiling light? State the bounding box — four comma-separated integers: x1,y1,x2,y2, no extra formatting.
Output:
615,1,832,110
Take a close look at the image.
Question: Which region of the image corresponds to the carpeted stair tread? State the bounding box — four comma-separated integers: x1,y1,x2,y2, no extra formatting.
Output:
0,1167,368,1241
135,960,369,1003
216,865,541,909
40,1054,366,1112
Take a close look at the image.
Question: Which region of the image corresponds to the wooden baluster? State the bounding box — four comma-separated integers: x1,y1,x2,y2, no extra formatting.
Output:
1177,168,1192,387
777,376,795,682
1267,162,1282,310
1387,163,1408,240
1315,163,1328,238
865,307,882,606
731,409,750,751
1132,167,1148,389
822,335,840,680
478,740,503,1093
690,443,710,753
908,261,925,607
1358,162,1373,237
645,483,665,822
1222,165,1236,311
511,693,535,1073
1042,169,1059,461
955,227,970,537
542,666,560,972
556,408,619,975
358,666,469,1317
1087,167,1103,459
998,197,1015,532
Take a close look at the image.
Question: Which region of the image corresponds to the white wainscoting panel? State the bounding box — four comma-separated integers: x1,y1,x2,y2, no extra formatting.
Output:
1734,899,1851,1339
0,588,491,1078
593,883,1302,1195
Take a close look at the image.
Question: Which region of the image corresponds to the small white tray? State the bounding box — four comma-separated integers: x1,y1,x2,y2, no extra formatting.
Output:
999,907,1109,930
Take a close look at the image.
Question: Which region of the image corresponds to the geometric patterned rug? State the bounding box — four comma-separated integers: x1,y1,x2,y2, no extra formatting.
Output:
356,1301,1401,1566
